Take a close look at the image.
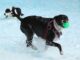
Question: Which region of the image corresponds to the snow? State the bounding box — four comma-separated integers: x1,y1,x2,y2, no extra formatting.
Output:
0,0,80,60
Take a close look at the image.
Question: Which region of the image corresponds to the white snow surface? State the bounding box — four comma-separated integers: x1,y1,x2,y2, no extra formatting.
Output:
0,0,80,60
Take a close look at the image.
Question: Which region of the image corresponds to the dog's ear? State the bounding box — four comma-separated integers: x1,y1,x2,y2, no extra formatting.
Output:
53,15,59,21
53,14,68,21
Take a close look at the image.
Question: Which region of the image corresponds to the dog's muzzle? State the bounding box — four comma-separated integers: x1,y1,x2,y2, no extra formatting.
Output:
63,22,69,28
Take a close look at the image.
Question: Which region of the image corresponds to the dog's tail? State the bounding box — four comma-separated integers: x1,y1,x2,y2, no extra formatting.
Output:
11,7,23,21
21,13,24,16
12,11,22,21
16,15,22,21
13,13,23,22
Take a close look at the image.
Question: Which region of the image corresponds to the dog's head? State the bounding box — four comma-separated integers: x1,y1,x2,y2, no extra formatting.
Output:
54,14,69,28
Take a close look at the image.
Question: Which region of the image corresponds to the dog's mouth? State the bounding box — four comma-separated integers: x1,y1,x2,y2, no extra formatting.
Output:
58,21,69,28
62,22,69,28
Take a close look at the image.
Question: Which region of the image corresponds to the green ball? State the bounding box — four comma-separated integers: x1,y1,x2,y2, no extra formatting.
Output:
63,22,69,28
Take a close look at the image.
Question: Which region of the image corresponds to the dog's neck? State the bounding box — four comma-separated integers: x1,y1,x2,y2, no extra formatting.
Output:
53,20,63,33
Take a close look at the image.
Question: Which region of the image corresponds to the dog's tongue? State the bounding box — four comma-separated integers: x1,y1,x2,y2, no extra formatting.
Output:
63,22,69,28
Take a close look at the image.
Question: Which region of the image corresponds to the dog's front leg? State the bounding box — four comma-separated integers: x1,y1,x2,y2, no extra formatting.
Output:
52,42,63,55
46,41,63,55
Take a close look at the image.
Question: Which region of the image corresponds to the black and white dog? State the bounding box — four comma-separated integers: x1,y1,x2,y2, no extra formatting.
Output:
7,7,69,55
4,6,23,18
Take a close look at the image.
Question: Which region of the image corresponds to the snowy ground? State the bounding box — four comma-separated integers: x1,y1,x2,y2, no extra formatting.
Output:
0,0,80,60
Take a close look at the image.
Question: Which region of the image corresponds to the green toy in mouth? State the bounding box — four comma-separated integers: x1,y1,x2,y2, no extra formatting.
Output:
63,22,69,28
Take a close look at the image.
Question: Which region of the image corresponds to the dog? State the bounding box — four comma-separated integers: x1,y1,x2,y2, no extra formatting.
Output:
11,8,69,55
4,6,23,18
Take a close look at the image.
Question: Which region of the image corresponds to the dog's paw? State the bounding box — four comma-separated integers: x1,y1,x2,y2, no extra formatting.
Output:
26,44,37,50
31,45,37,50
60,51,63,55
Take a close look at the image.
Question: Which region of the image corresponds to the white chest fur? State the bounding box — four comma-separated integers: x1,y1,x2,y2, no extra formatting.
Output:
53,20,63,41
54,20,63,33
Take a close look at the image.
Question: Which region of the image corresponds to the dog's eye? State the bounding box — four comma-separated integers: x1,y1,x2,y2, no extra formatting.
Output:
62,20,68,23
62,20,65,23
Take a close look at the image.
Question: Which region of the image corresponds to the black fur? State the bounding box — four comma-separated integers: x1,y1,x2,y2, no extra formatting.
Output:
5,8,11,13
4,7,23,18
4,8,11,18
12,9,69,55
11,7,23,17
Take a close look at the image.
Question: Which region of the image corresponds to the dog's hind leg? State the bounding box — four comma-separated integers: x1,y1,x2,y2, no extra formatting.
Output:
26,31,37,50
26,32,37,50
20,26,37,50
26,32,33,47
20,26,33,46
